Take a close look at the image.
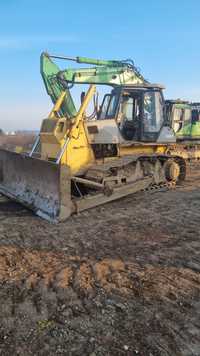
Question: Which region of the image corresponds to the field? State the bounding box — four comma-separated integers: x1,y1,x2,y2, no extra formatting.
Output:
0,134,35,152
0,164,199,355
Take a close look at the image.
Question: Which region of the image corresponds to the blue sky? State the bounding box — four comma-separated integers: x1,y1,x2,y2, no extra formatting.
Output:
0,0,199,131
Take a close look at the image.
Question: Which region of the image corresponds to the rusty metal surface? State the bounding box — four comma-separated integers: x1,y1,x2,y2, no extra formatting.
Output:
0,149,71,222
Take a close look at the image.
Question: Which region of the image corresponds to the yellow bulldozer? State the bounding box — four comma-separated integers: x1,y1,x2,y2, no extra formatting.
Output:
0,53,186,222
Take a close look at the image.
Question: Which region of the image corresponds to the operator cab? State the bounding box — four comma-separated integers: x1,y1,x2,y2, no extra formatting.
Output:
165,100,192,134
98,84,166,142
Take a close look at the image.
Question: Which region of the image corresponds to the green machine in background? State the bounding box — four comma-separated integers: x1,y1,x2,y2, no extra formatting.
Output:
166,100,200,142
190,103,200,139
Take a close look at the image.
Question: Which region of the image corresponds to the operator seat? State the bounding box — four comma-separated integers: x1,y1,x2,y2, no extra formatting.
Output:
120,119,136,140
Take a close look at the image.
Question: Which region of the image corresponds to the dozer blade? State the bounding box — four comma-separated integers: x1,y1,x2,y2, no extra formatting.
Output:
0,149,72,222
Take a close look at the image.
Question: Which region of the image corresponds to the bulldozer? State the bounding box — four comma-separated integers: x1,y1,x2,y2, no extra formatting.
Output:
0,53,187,222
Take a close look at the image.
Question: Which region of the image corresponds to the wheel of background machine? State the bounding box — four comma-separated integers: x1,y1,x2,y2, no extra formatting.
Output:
163,159,180,182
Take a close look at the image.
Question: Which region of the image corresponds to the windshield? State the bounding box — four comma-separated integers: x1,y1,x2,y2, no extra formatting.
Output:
184,109,191,122
173,107,192,133
173,108,184,133
143,91,164,133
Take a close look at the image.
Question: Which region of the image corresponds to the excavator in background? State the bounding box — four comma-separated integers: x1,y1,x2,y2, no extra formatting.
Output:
0,53,188,222
165,100,200,159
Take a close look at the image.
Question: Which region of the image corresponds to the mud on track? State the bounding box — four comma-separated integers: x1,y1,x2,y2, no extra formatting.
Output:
0,164,200,355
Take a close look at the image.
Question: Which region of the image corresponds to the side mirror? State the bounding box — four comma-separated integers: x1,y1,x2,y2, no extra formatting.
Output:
80,91,86,104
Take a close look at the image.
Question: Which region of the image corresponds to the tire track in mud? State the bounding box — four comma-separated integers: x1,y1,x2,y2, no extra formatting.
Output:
0,246,200,355
0,165,200,355
0,246,200,300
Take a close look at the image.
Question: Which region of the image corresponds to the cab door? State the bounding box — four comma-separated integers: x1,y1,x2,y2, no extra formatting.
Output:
119,93,141,141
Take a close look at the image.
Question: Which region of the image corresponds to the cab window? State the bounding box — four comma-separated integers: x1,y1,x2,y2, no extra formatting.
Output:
99,93,119,119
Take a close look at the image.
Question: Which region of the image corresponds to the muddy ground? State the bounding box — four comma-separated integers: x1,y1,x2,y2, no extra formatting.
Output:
0,164,200,355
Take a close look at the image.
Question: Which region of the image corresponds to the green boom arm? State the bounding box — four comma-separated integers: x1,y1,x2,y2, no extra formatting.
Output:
40,53,77,118
41,52,147,118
